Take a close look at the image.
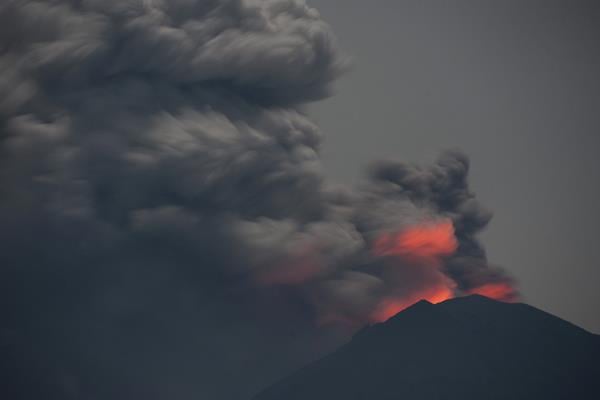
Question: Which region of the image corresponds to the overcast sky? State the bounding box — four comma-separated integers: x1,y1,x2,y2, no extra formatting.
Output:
310,0,600,332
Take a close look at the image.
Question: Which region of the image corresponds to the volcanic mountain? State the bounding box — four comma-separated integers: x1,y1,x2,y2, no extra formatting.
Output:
252,295,600,400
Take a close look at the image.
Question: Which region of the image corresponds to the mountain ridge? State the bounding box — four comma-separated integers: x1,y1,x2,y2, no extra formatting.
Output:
253,295,600,400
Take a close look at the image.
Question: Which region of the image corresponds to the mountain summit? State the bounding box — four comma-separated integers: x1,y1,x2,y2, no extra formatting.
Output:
253,295,600,400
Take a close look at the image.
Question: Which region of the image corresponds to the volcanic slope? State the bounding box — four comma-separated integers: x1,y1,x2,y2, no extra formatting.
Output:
253,295,600,400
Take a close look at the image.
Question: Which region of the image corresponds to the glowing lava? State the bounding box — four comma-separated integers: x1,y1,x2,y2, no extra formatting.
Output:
466,282,517,302
368,220,460,323
371,285,453,323
373,220,458,262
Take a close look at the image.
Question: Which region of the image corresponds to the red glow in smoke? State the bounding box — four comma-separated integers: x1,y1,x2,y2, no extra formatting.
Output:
373,220,458,262
466,282,517,302
371,285,453,323
368,220,460,323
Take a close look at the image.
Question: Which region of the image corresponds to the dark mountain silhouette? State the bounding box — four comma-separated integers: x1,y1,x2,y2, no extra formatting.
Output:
253,295,600,400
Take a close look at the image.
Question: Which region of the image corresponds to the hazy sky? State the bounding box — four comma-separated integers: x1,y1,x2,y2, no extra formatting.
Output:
310,0,600,332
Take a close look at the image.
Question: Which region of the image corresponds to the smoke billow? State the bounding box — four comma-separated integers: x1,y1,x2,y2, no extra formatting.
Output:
0,1,516,398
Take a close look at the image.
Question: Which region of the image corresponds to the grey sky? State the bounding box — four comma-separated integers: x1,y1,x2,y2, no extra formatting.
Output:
310,0,600,332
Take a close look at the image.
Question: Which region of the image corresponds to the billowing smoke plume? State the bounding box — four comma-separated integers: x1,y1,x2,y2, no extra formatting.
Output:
0,1,516,398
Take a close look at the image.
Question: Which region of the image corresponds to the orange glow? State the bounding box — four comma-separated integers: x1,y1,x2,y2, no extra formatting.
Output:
373,220,458,262
369,220,459,323
370,285,454,323
466,282,518,302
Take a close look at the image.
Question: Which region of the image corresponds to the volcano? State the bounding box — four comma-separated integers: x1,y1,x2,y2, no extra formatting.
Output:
252,295,600,400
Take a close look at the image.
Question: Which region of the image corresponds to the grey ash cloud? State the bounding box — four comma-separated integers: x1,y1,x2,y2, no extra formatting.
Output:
0,1,515,398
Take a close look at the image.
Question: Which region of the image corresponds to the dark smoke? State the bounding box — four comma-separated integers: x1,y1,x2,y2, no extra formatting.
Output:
0,1,515,399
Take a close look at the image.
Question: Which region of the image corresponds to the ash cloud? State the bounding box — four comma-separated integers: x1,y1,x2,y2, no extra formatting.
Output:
0,1,515,399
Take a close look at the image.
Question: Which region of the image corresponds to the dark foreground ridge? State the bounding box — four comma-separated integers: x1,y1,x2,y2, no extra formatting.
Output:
252,295,600,400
